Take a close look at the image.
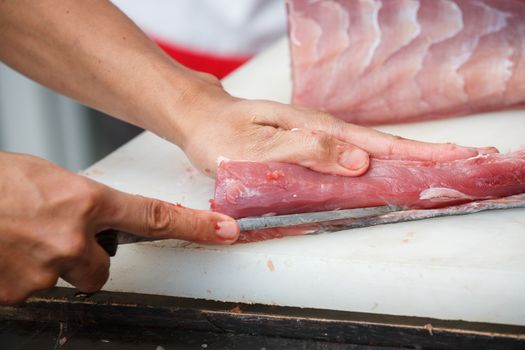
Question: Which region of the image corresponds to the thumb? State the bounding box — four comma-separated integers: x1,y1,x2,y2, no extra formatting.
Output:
261,128,370,176
100,190,239,244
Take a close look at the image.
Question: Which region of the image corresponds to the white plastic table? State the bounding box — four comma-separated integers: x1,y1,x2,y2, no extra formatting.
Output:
60,38,525,327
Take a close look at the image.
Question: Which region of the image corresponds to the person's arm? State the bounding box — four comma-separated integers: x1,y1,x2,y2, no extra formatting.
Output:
0,0,493,178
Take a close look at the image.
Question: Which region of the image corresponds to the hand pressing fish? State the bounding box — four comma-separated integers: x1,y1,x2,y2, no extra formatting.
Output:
287,0,525,125
212,151,525,242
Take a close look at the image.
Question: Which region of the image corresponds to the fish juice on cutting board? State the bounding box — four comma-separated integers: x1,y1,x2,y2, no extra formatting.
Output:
286,0,525,125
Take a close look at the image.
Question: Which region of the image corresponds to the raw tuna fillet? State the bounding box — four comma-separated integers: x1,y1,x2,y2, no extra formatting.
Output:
212,151,525,219
287,0,525,125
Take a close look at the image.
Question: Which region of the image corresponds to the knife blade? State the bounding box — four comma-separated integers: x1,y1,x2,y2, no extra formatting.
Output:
236,205,400,231
96,193,525,257
95,205,400,256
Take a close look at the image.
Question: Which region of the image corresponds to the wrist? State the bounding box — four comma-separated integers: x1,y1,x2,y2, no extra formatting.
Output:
158,69,238,149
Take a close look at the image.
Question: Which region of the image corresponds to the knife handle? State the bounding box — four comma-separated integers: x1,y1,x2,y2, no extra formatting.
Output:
95,229,118,257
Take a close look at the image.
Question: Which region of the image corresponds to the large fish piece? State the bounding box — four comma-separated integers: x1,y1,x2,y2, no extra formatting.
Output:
212,151,525,219
287,0,525,125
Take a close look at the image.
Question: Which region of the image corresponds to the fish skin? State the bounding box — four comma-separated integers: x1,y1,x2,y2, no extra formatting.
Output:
287,0,525,125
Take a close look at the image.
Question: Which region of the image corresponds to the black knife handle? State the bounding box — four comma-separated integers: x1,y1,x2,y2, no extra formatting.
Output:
96,229,118,257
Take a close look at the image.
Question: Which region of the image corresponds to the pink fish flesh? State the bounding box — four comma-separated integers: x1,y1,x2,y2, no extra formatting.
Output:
287,0,525,125
212,151,525,219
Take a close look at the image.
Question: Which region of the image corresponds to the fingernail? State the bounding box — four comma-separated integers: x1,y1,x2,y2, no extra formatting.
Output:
339,149,368,170
215,221,239,240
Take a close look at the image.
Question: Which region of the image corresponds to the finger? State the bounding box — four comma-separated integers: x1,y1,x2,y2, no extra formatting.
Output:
269,104,492,162
0,252,57,304
99,191,239,244
337,124,481,161
304,119,483,161
258,128,370,176
326,125,484,162
60,239,110,293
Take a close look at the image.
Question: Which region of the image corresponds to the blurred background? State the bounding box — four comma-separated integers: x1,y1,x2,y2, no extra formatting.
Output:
0,64,141,171
0,0,285,171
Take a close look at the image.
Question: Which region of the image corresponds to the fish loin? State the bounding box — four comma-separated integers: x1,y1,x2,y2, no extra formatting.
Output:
212,151,525,219
287,0,525,125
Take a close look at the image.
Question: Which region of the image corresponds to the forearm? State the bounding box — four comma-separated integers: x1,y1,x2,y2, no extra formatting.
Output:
0,0,221,147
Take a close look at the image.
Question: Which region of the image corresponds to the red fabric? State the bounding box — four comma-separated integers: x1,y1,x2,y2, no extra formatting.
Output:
154,37,252,79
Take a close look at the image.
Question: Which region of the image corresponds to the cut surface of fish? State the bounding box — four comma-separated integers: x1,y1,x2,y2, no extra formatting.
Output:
287,0,525,125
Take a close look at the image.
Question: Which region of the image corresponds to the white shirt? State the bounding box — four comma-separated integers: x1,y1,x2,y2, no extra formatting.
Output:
111,0,287,56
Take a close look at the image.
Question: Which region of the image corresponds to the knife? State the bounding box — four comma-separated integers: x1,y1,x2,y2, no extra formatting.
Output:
96,193,525,257
95,205,399,257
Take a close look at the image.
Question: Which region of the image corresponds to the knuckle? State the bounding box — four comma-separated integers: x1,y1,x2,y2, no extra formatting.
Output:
144,199,172,235
310,111,335,127
306,133,337,160
189,214,208,239
327,118,346,135
73,178,103,217
54,233,87,261
386,140,397,158
316,111,336,123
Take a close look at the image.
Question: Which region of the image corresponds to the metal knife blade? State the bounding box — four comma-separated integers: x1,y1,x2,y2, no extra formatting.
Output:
96,194,525,257
236,205,400,231
98,205,400,253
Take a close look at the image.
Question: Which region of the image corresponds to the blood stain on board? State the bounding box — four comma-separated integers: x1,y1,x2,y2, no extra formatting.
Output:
402,231,416,243
267,259,275,272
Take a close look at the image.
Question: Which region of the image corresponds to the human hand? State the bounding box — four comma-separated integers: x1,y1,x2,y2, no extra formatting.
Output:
175,82,496,177
0,152,239,305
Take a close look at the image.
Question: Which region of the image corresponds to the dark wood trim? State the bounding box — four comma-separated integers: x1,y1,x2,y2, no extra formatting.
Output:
1,287,524,349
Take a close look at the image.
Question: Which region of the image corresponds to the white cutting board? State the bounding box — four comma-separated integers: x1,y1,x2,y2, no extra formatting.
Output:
60,38,525,326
